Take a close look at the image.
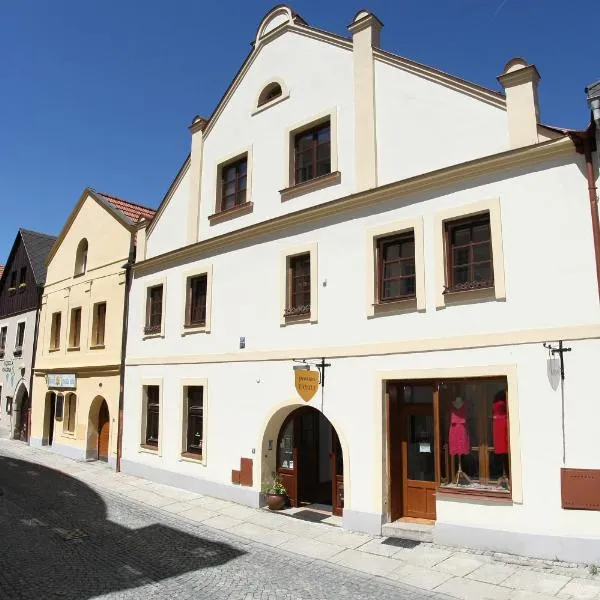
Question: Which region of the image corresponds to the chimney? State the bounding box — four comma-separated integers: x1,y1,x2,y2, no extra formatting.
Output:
187,115,208,245
498,58,541,148
348,10,382,191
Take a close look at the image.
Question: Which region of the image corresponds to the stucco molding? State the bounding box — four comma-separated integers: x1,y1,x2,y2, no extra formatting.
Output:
125,322,600,366
134,137,574,276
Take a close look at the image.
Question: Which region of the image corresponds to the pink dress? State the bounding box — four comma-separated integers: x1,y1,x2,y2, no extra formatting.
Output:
492,397,508,454
449,404,470,456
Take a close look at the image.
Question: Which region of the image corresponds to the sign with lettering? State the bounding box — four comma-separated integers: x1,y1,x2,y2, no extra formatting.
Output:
295,369,319,402
46,374,76,389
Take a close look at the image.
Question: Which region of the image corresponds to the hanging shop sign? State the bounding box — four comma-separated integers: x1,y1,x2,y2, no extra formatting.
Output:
294,369,319,402
46,373,76,389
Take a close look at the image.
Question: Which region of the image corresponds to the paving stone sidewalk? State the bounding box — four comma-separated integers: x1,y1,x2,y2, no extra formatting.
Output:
3,440,599,600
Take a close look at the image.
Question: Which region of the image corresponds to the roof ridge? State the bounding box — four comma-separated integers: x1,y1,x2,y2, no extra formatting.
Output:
96,190,156,213
19,228,57,239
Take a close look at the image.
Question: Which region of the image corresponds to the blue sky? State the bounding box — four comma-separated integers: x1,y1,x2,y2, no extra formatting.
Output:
0,0,595,262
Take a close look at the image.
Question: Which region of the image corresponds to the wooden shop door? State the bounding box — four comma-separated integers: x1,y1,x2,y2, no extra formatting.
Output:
97,401,110,462
401,404,436,520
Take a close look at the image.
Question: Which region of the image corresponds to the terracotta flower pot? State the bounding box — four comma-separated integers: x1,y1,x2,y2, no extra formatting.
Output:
265,493,287,511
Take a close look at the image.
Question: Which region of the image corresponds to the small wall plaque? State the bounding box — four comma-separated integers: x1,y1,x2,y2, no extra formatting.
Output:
561,468,600,510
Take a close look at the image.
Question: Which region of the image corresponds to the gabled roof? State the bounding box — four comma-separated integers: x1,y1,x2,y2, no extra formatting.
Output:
20,229,57,285
0,229,57,292
95,192,157,225
46,188,156,265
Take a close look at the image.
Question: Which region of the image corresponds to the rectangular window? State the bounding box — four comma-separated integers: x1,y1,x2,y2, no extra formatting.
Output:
285,253,311,317
9,270,16,289
145,385,160,447
294,121,331,184
69,307,82,349
439,378,509,494
184,386,204,458
378,233,416,302
50,312,61,350
445,214,493,293
145,285,163,335
14,322,25,355
19,266,26,286
64,394,76,433
220,157,247,211
0,327,7,353
92,302,106,346
185,275,207,328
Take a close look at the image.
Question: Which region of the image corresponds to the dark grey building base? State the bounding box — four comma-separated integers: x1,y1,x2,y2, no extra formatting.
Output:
434,522,600,564
121,459,262,507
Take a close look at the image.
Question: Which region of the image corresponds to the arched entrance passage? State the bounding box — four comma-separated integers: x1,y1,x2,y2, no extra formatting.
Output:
13,383,30,442
87,396,110,462
276,406,344,516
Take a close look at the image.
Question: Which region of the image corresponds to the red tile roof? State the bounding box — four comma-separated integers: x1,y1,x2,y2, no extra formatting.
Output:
96,192,157,224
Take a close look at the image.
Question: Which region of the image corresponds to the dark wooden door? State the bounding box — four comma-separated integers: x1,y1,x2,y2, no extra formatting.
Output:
297,411,318,504
401,405,436,520
48,394,56,446
330,429,344,516
98,402,110,461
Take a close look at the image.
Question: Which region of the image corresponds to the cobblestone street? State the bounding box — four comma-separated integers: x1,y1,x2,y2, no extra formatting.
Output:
1,440,599,600
0,441,447,600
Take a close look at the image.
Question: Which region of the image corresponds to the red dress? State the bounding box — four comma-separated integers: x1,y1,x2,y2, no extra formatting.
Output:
449,404,470,456
492,397,508,454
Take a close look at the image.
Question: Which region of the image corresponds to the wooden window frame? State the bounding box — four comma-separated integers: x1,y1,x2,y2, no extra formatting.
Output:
219,156,248,213
377,233,416,303
257,82,282,107
8,270,17,291
293,121,331,186
444,214,493,294
0,326,7,356
74,239,88,276
144,385,160,448
14,321,25,356
145,284,163,336
50,312,62,350
285,253,311,318
92,302,106,347
69,307,82,349
63,393,76,434
183,386,204,459
184,274,207,329
18,266,27,290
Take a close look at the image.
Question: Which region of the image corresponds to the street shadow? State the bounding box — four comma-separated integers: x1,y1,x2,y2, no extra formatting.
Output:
0,455,245,599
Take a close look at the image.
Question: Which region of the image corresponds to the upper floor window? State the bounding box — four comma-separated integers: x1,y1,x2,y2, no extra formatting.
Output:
285,253,311,318
257,82,282,107
294,121,331,185
69,307,82,349
185,275,207,328
444,214,493,294
378,233,416,303
92,302,106,347
50,312,61,350
14,322,25,355
145,285,163,335
9,270,16,290
0,326,7,355
220,157,247,212
18,266,27,288
74,239,88,276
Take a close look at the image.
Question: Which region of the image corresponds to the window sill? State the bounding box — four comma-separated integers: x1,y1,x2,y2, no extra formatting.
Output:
282,312,313,326
280,171,341,202
370,297,418,317
437,486,512,503
181,324,209,336
61,431,76,439
208,201,253,225
139,444,159,454
180,452,204,464
67,346,80,352
142,330,164,340
440,286,496,308
49,347,61,353
251,92,290,116
89,344,105,350
73,272,85,278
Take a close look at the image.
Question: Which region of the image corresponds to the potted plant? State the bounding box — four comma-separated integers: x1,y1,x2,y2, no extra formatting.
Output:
263,476,288,511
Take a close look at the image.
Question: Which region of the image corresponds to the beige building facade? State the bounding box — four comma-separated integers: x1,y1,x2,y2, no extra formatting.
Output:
31,189,154,466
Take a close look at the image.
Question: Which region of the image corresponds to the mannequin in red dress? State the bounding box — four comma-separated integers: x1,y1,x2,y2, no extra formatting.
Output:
492,391,508,454
449,397,471,484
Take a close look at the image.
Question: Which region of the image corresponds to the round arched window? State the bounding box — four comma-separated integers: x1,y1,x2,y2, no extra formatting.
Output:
74,239,88,276
258,82,282,107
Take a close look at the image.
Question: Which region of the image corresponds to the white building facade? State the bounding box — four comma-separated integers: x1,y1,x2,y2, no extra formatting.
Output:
122,7,600,563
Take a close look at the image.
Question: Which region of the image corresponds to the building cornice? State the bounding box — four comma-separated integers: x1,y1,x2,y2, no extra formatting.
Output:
134,137,574,275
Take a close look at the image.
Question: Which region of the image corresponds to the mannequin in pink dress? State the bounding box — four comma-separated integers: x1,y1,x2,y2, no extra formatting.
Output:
449,397,471,484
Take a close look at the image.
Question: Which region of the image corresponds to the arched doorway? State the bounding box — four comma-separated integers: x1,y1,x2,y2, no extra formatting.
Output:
13,384,30,442
276,407,343,516
87,396,110,462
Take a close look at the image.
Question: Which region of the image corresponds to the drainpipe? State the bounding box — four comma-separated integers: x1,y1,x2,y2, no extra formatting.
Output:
116,230,135,472
582,128,600,302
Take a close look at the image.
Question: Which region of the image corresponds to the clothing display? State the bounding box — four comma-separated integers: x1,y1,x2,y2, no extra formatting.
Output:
492,394,508,454
449,403,470,456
